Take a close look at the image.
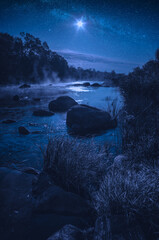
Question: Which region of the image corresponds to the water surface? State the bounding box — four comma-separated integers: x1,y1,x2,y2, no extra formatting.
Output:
0,81,123,169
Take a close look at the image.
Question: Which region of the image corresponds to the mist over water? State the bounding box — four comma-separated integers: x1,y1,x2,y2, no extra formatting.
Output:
0,81,123,169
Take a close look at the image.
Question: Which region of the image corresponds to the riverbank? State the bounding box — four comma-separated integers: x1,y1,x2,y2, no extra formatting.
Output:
0,138,158,239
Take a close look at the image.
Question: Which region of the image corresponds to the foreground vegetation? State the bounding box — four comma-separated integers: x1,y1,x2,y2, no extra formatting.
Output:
44,137,159,239
1,31,159,238
112,50,159,166
42,50,159,238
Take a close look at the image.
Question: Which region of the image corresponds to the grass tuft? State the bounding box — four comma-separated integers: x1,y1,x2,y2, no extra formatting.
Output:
44,137,111,197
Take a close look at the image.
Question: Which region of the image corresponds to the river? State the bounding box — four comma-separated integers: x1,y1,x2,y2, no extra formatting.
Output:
0,81,124,169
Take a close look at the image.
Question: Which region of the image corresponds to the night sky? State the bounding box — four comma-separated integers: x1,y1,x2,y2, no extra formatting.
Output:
0,0,159,73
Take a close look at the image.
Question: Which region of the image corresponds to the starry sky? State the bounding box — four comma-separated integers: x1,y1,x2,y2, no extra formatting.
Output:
0,0,159,73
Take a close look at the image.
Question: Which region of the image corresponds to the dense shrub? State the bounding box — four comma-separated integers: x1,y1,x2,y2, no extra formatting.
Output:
43,137,159,239
112,53,159,165
44,137,111,197
93,164,159,238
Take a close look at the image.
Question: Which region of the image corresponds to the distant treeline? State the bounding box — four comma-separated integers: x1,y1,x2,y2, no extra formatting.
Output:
0,32,107,85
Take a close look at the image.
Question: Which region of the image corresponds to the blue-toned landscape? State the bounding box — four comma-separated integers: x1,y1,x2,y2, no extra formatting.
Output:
0,82,123,169
0,1,159,240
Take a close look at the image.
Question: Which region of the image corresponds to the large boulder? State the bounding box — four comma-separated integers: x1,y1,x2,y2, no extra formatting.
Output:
30,173,93,240
48,96,78,112
0,168,92,240
66,104,117,136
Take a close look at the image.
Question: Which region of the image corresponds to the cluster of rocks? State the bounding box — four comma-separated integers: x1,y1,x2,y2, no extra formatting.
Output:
0,167,146,240
16,95,117,136
0,167,93,240
71,82,102,88
2,82,115,136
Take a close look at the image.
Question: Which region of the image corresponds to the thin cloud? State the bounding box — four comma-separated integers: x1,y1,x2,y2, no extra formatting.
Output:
56,49,142,73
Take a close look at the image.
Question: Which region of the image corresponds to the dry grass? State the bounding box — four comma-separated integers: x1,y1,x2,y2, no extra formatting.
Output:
43,137,159,237
44,137,111,197
105,98,120,119
93,164,159,231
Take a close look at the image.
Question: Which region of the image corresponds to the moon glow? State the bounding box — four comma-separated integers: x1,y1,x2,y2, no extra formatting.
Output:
75,19,85,29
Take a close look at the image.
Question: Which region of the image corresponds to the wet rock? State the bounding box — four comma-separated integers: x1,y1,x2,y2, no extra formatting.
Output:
13,95,19,101
83,82,90,87
91,83,101,87
19,84,31,88
33,110,54,117
48,96,78,112
18,126,30,135
66,104,117,136
2,119,16,124
47,225,93,240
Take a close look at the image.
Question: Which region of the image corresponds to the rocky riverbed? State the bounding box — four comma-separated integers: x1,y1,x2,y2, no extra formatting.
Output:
0,81,123,169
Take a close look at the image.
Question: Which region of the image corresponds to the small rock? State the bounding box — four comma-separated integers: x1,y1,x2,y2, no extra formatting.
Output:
19,84,31,89
33,110,54,117
83,82,90,87
114,155,128,167
2,119,16,124
91,83,101,87
18,126,30,135
13,95,19,101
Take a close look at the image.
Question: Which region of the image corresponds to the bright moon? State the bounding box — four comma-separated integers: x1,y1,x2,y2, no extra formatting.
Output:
77,20,84,28
75,19,85,29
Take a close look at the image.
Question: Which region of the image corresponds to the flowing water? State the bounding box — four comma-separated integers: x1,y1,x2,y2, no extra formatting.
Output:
0,81,124,169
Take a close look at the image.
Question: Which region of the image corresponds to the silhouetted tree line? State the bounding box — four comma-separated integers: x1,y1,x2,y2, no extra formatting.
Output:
0,32,105,85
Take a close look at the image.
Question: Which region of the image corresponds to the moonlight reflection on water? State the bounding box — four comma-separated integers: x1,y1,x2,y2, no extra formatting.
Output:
0,81,123,169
